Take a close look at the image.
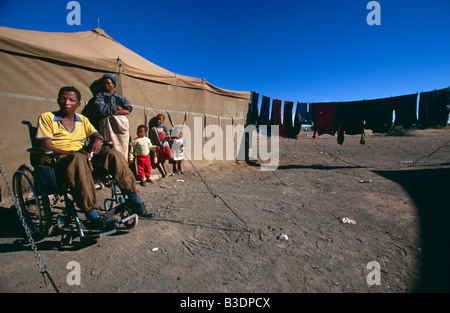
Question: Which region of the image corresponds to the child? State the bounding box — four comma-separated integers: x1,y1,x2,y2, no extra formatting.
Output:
171,130,186,174
129,125,156,186
150,114,173,178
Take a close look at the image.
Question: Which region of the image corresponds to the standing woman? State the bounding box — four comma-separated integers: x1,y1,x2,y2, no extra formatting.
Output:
83,73,132,160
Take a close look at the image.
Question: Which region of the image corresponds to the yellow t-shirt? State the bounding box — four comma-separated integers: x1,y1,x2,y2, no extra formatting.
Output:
36,111,98,151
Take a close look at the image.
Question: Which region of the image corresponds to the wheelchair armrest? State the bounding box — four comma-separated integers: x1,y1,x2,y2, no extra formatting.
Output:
27,147,54,155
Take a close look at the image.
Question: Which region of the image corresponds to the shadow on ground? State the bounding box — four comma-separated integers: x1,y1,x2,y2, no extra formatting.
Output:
374,168,450,292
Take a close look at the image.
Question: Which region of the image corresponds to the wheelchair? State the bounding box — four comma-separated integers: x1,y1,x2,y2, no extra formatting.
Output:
13,121,138,247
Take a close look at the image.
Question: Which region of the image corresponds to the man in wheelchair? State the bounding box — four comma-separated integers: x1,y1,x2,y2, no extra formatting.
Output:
35,86,154,231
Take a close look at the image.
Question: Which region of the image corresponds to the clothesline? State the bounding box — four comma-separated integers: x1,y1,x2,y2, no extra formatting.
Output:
247,87,450,143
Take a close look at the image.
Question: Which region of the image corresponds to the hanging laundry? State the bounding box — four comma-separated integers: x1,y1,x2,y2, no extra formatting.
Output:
283,101,296,138
259,95,272,136
271,98,284,137
246,92,259,127
419,88,450,127
292,102,306,138
336,101,366,134
393,93,418,128
311,102,339,138
297,102,312,124
336,100,366,145
364,97,395,133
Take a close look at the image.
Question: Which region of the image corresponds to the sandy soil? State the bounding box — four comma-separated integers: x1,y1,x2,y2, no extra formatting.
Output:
1,128,449,295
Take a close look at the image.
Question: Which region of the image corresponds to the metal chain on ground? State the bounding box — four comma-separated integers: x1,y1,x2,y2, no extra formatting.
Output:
0,162,60,293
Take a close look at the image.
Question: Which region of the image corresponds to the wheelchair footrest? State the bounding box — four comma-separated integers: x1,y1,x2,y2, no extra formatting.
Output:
119,213,136,225
92,229,117,238
59,223,119,246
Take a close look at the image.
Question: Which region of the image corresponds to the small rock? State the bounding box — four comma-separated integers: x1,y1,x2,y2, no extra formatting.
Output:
342,217,356,224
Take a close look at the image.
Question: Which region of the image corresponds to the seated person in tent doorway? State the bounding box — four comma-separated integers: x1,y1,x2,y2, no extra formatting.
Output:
36,86,155,231
81,73,132,161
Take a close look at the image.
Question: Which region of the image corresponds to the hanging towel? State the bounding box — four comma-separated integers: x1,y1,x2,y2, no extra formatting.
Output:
246,92,259,127
393,93,418,128
335,101,366,145
336,101,366,135
283,101,295,138
364,97,395,133
419,88,450,127
271,98,284,137
259,95,272,136
311,102,339,138
297,101,312,124
293,102,305,137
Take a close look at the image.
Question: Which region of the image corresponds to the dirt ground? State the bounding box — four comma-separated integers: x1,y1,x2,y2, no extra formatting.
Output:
1,128,449,294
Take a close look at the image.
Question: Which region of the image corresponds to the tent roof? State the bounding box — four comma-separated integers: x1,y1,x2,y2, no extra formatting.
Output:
0,26,250,100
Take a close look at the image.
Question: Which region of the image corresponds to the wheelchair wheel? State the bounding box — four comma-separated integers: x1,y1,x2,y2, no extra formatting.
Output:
13,164,52,239
120,209,138,229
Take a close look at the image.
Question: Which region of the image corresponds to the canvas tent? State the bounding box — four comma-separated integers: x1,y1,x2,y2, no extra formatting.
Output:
0,26,251,200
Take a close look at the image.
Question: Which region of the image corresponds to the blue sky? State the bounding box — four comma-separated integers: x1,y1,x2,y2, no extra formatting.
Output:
1,0,449,103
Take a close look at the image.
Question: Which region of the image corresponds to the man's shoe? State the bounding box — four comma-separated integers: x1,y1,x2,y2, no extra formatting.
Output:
125,192,155,219
92,215,118,231
139,211,155,219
